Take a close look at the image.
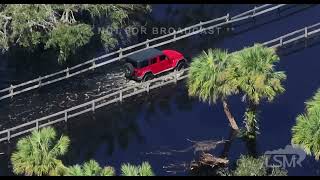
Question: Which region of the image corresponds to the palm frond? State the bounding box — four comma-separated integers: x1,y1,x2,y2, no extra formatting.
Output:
292,89,320,160
233,44,286,105
10,127,70,176
187,48,238,105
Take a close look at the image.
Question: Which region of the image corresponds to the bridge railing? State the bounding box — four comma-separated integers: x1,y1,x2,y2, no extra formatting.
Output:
0,69,189,142
1,21,320,143
263,22,320,48
0,4,287,101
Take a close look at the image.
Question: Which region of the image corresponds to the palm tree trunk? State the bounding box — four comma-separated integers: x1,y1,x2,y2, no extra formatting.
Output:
244,100,259,139
220,128,238,158
222,100,239,131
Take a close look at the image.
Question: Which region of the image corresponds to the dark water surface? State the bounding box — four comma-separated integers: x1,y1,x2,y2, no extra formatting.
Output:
1,4,320,176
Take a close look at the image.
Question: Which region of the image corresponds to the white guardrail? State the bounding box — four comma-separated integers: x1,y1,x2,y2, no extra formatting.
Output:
1,21,319,143
0,4,287,101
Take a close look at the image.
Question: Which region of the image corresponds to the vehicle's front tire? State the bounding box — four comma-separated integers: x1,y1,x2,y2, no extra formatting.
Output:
176,60,187,71
142,73,153,82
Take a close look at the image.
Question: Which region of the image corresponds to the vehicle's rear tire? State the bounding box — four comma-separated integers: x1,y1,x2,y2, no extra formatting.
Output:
143,73,153,82
124,63,134,78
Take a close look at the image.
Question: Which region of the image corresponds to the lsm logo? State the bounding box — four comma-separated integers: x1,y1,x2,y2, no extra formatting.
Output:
264,145,306,169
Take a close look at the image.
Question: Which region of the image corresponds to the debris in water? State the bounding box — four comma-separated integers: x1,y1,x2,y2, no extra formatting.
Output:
163,162,190,174
190,153,229,170
143,150,173,156
171,138,228,154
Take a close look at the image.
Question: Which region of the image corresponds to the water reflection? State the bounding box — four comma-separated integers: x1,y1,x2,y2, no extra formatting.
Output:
64,82,194,164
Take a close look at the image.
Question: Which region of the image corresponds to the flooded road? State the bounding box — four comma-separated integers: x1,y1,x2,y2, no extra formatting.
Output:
1,4,320,176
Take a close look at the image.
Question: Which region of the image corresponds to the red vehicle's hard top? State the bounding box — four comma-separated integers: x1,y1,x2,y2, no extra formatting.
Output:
126,48,163,62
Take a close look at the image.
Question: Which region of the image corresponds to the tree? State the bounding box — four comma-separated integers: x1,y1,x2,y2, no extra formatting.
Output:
0,4,151,63
66,160,115,176
292,88,320,160
121,162,154,176
11,127,70,176
187,49,240,130
233,155,287,176
232,44,286,139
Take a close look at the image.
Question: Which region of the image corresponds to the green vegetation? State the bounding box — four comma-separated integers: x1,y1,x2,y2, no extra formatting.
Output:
187,49,240,130
232,155,287,176
66,160,115,176
121,162,154,176
292,88,320,160
0,4,151,63
11,127,154,176
11,127,70,176
233,44,286,139
187,44,286,138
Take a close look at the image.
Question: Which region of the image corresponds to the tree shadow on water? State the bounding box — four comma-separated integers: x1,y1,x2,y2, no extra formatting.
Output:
143,82,195,125
64,82,195,165
64,102,145,165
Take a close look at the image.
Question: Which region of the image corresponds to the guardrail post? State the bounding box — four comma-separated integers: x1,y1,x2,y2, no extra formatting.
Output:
64,111,68,122
226,13,230,22
305,27,308,38
280,37,283,46
7,130,10,142
146,82,150,93
36,121,39,131
146,39,149,48
173,30,177,42
174,70,178,84
66,67,70,78
38,76,42,87
119,48,123,59
199,21,203,31
9,85,13,98
252,6,257,22
92,61,96,71
92,101,95,112
119,90,123,103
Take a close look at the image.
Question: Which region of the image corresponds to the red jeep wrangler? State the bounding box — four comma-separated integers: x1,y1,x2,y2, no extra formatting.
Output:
124,48,187,81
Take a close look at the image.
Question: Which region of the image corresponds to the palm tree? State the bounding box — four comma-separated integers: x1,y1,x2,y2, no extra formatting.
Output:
187,49,240,130
11,127,70,176
66,160,115,176
232,44,286,138
121,162,154,176
292,88,320,160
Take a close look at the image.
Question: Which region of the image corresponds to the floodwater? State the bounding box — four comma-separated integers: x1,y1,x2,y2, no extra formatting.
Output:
1,4,320,176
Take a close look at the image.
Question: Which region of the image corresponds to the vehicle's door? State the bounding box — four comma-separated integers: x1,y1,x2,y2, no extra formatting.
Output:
158,54,170,73
148,56,160,75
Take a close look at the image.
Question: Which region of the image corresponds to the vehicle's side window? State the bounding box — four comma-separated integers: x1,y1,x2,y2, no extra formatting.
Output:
159,55,167,61
139,60,149,68
150,57,157,65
